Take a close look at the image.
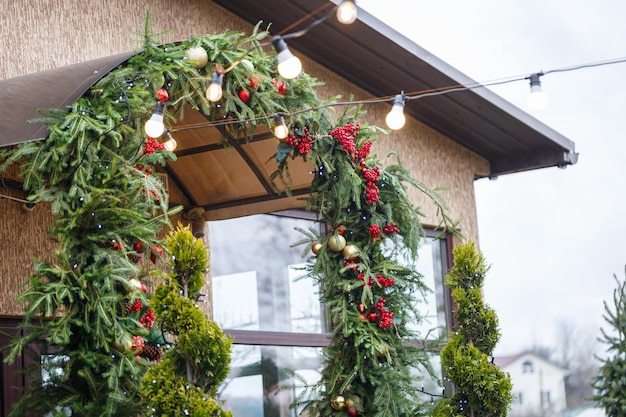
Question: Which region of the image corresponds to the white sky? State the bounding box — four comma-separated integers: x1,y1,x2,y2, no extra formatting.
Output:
357,0,626,355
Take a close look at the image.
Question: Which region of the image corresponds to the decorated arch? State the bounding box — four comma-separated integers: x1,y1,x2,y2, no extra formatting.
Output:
2,19,458,417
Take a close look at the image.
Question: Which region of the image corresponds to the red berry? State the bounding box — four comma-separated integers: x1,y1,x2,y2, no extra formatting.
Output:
238,89,251,103
347,407,358,417
273,79,287,95
134,241,143,253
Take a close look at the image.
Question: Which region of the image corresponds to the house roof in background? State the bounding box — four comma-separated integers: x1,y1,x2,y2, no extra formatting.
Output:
213,0,578,178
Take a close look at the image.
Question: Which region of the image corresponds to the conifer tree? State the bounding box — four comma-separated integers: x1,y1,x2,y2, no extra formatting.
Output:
432,243,512,417
592,268,626,417
140,224,232,416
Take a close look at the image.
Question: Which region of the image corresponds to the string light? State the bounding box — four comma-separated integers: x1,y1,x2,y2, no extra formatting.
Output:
273,114,289,139
385,93,406,130
144,101,166,138
272,36,302,79
163,131,177,152
205,71,224,102
336,0,358,24
526,73,548,111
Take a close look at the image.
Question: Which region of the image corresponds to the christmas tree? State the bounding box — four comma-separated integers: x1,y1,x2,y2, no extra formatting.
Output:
140,224,232,416
432,242,512,417
592,268,626,417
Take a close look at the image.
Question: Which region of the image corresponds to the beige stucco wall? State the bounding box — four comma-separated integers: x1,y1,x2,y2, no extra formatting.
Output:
0,0,489,316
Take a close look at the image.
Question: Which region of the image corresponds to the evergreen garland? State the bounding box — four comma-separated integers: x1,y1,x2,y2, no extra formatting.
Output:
289,116,458,417
432,243,512,417
592,268,626,417
1,15,461,417
1,17,328,416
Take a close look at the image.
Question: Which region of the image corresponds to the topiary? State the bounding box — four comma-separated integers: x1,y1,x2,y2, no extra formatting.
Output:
140,223,233,416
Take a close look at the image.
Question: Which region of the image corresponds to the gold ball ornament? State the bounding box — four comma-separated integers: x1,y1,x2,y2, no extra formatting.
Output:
342,244,359,260
311,241,323,255
128,278,143,292
330,395,346,411
240,58,255,74
185,46,209,69
327,234,346,252
111,334,133,352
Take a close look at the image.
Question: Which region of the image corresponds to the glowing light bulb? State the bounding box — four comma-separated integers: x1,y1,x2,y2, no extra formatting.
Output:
527,74,548,111
337,0,358,24
385,94,406,130
272,36,302,80
144,101,166,138
273,114,289,139
206,72,224,102
163,132,177,152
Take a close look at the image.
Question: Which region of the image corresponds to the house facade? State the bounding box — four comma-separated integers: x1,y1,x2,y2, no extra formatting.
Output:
497,352,569,417
0,1,576,415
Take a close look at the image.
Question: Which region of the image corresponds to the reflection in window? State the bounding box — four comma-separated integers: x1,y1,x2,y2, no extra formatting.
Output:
41,355,71,417
210,214,325,334
409,236,450,339
219,345,323,417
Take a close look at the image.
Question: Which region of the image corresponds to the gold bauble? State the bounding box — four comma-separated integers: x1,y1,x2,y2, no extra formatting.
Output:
311,241,323,255
327,234,346,252
185,46,209,69
342,244,359,260
330,395,346,411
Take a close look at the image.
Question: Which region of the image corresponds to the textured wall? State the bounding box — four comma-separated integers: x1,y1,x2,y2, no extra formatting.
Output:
0,0,489,316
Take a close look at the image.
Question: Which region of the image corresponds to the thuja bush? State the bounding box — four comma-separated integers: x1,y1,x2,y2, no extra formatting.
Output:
140,224,232,416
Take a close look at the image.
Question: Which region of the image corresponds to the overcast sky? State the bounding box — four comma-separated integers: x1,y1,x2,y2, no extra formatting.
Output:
357,0,626,355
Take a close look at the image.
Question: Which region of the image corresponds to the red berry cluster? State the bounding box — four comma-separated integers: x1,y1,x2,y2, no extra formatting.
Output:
383,222,400,234
376,274,395,288
369,224,381,239
135,164,152,175
129,299,143,313
356,141,373,160
131,335,145,351
356,272,374,288
143,136,165,154
361,164,381,205
111,240,123,251
329,122,360,156
284,127,313,155
139,308,156,329
272,78,287,95
375,298,394,329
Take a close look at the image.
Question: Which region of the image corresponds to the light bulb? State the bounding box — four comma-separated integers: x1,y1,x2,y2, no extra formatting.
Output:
163,132,177,152
273,114,289,139
526,73,548,111
337,0,358,24
385,94,406,130
272,36,302,80
144,101,166,138
206,72,224,102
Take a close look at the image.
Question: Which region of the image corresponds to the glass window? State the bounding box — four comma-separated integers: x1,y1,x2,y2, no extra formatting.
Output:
219,345,323,417
210,212,326,334
523,360,534,373
210,212,451,416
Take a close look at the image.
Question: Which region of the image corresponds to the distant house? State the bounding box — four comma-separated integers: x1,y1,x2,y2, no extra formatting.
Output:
496,352,568,417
